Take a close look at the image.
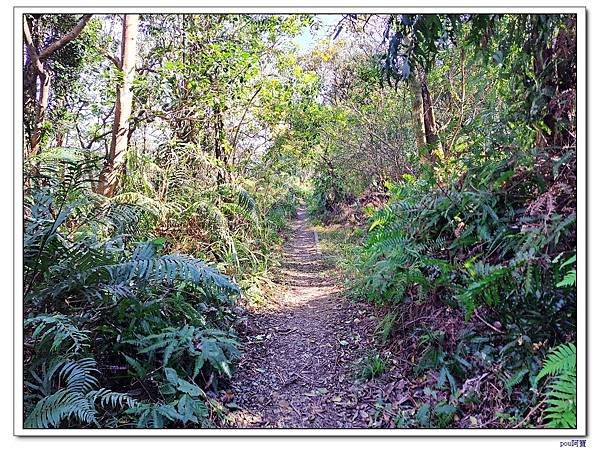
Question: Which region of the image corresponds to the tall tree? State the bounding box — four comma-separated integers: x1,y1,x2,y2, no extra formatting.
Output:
23,14,92,157
399,67,443,162
409,74,426,151
96,14,139,197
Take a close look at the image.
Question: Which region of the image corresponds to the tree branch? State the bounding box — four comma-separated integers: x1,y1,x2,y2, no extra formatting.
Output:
231,86,262,152
38,14,93,60
23,17,44,75
103,51,122,70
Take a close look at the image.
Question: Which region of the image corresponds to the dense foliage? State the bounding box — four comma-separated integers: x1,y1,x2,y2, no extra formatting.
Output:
22,12,578,429
23,14,309,428
303,13,577,428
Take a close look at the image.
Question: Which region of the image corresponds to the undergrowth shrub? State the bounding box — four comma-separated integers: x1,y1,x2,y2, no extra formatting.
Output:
354,124,576,427
24,154,241,428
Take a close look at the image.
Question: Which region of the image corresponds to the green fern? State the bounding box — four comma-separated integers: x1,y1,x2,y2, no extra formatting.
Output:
536,343,576,428
556,254,576,288
101,246,239,293
215,183,258,216
25,314,90,354
189,200,238,262
25,388,98,428
42,241,239,303
502,368,529,395
24,358,134,428
129,324,240,378
536,342,576,382
556,270,576,287
542,372,576,428
457,262,512,320
126,397,209,428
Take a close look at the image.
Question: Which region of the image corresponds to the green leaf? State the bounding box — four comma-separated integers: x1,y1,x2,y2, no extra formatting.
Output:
164,367,178,385
176,379,202,397
123,354,146,378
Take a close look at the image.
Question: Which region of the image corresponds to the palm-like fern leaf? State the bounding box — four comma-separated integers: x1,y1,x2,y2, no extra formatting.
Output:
24,358,134,429
543,372,576,428
59,358,99,393
536,343,577,428
25,314,90,354
101,246,239,294
24,388,97,428
535,342,576,382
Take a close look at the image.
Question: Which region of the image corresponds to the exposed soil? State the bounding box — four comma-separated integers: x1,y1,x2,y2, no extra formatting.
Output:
226,207,386,428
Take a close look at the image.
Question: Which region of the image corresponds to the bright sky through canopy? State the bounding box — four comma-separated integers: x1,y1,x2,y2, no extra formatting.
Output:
294,14,343,54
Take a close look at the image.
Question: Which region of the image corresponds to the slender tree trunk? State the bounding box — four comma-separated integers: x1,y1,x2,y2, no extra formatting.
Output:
421,77,435,145
420,72,443,158
23,64,39,145
29,71,51,156
96,14,139,197
410,74,426,152
213,101,226,185
410,71,443,161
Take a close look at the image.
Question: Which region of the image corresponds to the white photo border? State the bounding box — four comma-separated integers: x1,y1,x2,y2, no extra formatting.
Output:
13,4,587,437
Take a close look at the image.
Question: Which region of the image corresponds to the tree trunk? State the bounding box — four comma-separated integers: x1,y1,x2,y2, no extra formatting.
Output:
96,14,139,197
23,14,92,157
410,74,426,152
213,101,226,184
29,71,51,156
211,74,227,185
420,72,443,158
410,71,443,162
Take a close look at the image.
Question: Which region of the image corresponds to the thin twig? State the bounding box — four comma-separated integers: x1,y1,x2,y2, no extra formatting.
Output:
277,327,298,335
473,308,505,334
289,401,302,418
512,401,544,429
203,372,214,391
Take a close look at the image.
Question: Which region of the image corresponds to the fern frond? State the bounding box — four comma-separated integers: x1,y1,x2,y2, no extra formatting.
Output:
24,358,134,428
86,388,136,409
24,388,97,428
544,372,576,428
536,342,576,382
59,358,99,393
216,183,258,214
537,343,577,428
47,242,239,301
220,202,260,228
109,191,173,219
556,270,576,288
25,314,90,354
102,250,239,294
190,200,233,244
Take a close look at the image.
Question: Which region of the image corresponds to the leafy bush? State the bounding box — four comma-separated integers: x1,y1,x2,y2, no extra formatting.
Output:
351,57,576,425
310,168,355,220
23,156,241,428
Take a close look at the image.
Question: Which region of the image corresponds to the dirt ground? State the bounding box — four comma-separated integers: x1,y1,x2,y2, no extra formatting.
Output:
226,207,388,428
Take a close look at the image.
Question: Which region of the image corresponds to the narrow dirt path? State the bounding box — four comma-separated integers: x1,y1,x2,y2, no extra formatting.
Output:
226,207,381,428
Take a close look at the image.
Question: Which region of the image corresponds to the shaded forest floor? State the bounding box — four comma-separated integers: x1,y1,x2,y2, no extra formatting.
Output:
226,207,393,428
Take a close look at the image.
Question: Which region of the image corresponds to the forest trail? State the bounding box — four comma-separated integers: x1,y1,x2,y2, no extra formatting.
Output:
227,207,381,428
